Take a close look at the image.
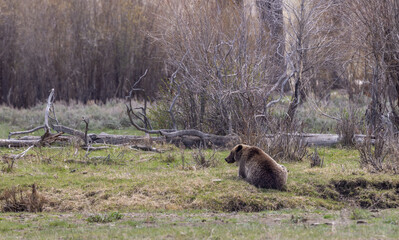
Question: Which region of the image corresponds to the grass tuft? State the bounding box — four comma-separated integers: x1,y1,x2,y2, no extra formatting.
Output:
350,208,370,220
87,212,124,223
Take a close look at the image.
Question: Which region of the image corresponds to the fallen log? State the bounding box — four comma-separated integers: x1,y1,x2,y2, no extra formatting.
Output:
130,145,164,152
52,125,86,139
0,133,372,148
263,133,371,146
301,134,340,146
0,139,39,147
166,134,240,148
89,133,165,145
1,134,237,148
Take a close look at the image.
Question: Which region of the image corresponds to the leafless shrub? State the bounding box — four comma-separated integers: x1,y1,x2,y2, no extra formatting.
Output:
357,130,399,174
261,119,308,163
337,106,363,147
358,135,386,173
192,148,218,168
0,184,47,213
1,156,15,173
156,0,291,137
384,139,399,174
310,148,324,168
266,133,308,163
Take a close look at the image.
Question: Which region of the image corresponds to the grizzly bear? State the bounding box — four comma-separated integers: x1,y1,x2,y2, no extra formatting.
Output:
225,144,288,190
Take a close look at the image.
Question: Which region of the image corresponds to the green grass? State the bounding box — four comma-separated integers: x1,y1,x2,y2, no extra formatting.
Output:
0,210,399,239
350,208,371,220
87,212,124,223
1,144,399,239
1,146,399,212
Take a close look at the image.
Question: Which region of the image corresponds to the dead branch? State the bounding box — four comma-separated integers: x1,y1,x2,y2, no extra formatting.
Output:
130,145,164,153
44,88,55,132
81,146,109,151
40,132,66,146
0,139,40,147
168,68,181,130
82,117,90,147
8,125,45,139
126,69,154,132
4,145,34,160
52,125,86,139
7,89,58,141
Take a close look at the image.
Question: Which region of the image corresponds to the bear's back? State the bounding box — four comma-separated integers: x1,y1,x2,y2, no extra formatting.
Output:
242,146,287,189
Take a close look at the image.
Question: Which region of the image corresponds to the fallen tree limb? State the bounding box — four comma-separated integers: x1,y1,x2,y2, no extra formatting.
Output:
52,125,86,139
1,134,69,147
88,133,164,145
10,145,34,159
81,146,109,151
40,132,67,146
165,134,240,148
8,125,45,139
263,133,372,146
82,117,90,147
130,145,164,152
0,139,40,147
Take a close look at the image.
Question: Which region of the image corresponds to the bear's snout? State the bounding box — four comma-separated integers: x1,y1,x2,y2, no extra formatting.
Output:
225,154,235,163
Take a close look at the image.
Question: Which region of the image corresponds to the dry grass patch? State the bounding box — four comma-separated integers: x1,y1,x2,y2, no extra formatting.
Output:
0,184,47,212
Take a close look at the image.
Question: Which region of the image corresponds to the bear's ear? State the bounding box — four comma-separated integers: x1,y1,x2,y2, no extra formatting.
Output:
235,144,243,153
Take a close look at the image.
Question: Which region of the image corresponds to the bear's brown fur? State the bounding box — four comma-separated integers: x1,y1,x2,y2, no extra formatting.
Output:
225,144,288,190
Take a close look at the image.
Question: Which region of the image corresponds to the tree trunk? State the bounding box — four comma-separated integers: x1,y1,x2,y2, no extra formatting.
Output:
285,77,301,125
256,0,286,84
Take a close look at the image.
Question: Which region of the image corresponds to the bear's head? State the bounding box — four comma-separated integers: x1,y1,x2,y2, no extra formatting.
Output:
279,164,288,173
225,144,243,164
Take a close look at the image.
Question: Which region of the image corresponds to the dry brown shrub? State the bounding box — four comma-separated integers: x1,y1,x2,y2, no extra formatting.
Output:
0,184,47,212
336,106,363,147
192,148,218,168
310,148,324,168
266,133,308,163
258,118,308,163
1,156,15,173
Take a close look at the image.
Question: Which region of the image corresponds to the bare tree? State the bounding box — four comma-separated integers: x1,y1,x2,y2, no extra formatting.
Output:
283,0,345,124
153,0,295,145
256,0,286,85
347,0,399,132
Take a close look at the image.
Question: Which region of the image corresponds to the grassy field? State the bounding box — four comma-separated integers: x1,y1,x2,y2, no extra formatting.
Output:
1,94,396,239
1,209,399,239
1,144,399,239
